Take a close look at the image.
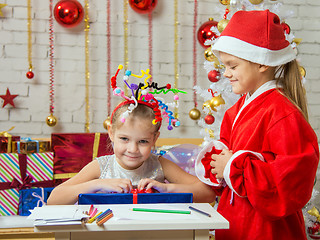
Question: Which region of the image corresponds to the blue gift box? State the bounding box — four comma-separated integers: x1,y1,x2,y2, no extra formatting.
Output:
18,187,54,216
78,193,193,205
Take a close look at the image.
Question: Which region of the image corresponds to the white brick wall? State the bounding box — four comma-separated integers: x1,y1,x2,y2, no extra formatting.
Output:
0,0,319,143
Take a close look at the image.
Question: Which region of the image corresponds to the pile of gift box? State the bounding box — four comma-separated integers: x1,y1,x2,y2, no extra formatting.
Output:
0,131,113,216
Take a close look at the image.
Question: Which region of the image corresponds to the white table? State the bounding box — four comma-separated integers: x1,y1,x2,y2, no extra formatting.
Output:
33,203,229,240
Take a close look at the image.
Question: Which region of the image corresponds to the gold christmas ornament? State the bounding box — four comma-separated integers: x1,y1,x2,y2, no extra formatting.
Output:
204,47,217,62
210,94,225,109
299,66,306,78
249,0,264,4
46,114,57,127
189,108,201,120
103,117,111,130
308,207,320,222
219,0,230,5
217,19,229,33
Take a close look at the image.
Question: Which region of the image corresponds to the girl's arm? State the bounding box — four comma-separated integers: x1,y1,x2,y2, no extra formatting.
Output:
47,160,133,205
138,156,216,203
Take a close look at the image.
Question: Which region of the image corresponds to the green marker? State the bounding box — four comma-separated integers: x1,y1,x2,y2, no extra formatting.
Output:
132,208,191,214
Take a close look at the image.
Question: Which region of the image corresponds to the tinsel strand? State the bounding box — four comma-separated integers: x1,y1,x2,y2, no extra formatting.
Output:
148,12,153,84
174,0,179,118
107,0,111,116
84,0,90,133
49,0,55,114
193,0,198,108
27,0,32,71
123,0,129,95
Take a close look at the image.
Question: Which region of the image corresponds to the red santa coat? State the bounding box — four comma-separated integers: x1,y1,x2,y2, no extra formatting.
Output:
195,86,319,240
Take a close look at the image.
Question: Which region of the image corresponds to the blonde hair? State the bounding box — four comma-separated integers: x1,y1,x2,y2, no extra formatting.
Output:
111,102,161,132
275,59,308,121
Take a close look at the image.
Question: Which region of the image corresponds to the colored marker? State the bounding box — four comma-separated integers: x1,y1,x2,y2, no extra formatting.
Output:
132,208,191,214
189,206,211,217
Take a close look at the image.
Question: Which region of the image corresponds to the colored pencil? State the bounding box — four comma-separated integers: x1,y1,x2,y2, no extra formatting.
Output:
189,206,211,217
87,211,103,224
132,208,191,214
96,213,114,226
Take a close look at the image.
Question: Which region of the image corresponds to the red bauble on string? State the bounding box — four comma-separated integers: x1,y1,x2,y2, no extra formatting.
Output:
308,222,320,239
54,0,84,28
204,114,215,125
281,22,291,34
208,70,221,82
197,18,218,48
128,0,157,14
26,71,34,79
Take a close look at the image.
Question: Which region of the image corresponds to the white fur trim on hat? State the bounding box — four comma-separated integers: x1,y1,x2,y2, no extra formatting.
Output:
212,36,296,67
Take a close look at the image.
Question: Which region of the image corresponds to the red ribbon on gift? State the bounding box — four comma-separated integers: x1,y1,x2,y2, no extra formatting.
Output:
0,154,54,191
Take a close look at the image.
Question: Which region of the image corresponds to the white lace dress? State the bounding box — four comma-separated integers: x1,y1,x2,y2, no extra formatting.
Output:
96,154,165,186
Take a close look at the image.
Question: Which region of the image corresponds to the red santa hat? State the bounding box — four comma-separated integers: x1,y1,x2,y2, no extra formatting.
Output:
212,10,296,66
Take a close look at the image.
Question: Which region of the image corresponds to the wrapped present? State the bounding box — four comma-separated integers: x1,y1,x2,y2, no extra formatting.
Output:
0,127,20,153
12,138,51,154
78,193,193,205
18,187,54,216
0,152,54,215
52,132,113,185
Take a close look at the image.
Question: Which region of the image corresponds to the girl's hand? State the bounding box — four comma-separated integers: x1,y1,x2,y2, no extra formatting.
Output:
210,149,233,180
137,178,168,193
97,178,133,193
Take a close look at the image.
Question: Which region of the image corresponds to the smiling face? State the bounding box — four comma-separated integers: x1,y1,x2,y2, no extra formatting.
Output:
219,52,270,95
109,115,159,170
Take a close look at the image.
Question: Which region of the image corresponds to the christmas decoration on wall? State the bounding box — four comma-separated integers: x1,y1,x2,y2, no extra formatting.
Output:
47,0,57,127
173,0,179,121
84,0,90,133
105,0,112,130
26,0,34,79
0,88,18,108
128,0,157,14
189,0,201,121
123,0,129,95
54,0,84,28
0,3,7,17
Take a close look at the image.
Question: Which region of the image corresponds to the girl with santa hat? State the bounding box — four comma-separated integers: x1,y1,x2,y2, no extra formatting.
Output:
195,10,319,240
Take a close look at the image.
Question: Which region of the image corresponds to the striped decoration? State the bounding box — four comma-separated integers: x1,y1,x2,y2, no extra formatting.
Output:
0,189,19,216
26,152,53,182
0,153,22,184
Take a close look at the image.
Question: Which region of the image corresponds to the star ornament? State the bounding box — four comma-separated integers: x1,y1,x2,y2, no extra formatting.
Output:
0,88,18,108
0,3,7,17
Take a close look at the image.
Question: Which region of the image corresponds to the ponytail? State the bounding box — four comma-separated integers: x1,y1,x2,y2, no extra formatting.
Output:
275,59,309,121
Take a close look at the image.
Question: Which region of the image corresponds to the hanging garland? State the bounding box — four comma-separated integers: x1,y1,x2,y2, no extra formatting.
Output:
123,0,129,95
148,11,153,84
173,0,179,119
189,0,201,121
84,0,90,133
46,0,57,127
26,0,34,79
103,0,112,130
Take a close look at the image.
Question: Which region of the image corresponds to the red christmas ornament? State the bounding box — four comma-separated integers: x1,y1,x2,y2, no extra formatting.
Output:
197,18,219,48
54,0,84,28
308,222,320,239
0,88,18,108
208,70,221,82
128,0,157,14
204,114,215,125
281,22,291,34
26,71,34,79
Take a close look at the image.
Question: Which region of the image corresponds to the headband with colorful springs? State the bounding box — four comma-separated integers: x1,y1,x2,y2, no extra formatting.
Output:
110,65,187,130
